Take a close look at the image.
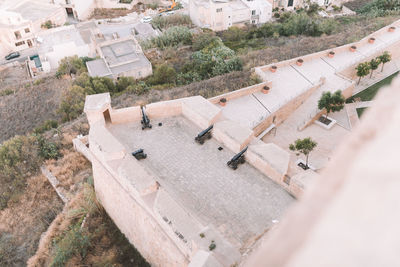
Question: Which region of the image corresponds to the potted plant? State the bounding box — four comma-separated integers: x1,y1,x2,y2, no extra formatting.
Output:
389,26,396,32
219,97,227,106
328,51,335,58
270,65,277,72
262,86,270,94
350,45,357,52
296,59,304,66
368,37,375,44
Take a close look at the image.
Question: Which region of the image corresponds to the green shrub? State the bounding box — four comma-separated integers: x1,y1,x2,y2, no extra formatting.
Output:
359,0,400,16
35,134,61,160
56,56,87,78
33,78,45,86
116,76,135,92
192,32,220,51
148,63,177,85
0,89,13,96
144,26,192,49
34,120,58,134
151,14,192,30
51,222,91,267
0,135,41,209
126,81,149,95
41,20,53,29
58,85,88,122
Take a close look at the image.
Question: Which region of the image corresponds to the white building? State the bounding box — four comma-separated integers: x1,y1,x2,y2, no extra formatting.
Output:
0,0,66,56
189,0,272,31
36,24,95,69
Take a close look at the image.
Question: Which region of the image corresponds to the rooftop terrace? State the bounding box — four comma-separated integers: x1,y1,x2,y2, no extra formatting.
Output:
108,115,294,247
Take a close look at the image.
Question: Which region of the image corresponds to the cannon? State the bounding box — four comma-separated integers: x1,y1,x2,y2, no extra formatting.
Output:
227,146,248,170
195,125,213,144
132,149,147,160
141,106,152,130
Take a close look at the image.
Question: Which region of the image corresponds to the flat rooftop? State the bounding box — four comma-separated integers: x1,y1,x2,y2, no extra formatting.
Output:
8,0,61,22
108,116,294,247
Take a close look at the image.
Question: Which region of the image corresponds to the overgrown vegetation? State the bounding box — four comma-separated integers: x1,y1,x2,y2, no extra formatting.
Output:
56,56,92,78
0,134,60,210
0,233,19,266
359,0,400,16
34,120,59,134
143,26,193,49
47,184,150,267
220,10,338,51
151,14,193,30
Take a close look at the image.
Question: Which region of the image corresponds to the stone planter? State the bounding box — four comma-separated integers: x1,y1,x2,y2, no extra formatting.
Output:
262,86,270,94
368,37,375,44
328,51,335,58
389,26,396,32
314,115,337,130
270,65,277,72
219,98,227,106
350,45,357,52
296,59,304,66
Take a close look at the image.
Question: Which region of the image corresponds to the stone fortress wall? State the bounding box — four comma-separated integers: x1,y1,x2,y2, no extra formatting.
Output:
79,19,400,267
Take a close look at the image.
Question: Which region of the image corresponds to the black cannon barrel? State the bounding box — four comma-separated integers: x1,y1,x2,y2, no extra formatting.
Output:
197,125,213,138
141,106,150,123
230,146,248,162
132,149,144,156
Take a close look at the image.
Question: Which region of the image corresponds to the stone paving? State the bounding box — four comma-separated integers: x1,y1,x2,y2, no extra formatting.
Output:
108,116,294,248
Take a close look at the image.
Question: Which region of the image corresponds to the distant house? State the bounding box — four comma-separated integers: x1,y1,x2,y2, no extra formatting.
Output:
87,36,152,79
0,0,66,55
36,24,95,69
189,0,272,31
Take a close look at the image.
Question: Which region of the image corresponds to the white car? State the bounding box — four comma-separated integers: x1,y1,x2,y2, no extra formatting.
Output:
140,16,152,23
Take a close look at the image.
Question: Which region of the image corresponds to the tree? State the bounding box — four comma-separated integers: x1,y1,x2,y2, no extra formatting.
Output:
355,62,370,85
289,137,317,168
317,90,345,122
378,51,391,71
369,58,380,78
148,63,176,85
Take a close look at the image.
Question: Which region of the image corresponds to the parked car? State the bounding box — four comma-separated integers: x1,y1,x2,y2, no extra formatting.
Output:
5,52,20,60
140,16,152,23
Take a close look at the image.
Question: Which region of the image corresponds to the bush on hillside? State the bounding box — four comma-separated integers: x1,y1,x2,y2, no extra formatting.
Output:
0,135,41,209
56,56,87,78
151,14,192,30
143,26,192,49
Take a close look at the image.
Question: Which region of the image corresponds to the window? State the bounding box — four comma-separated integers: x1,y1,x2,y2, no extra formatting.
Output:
15,41,25,46
14,31,21,40
288,0,294,7
252,20,256,24
24,28,30,33
216,8,222,12
251,10,256,15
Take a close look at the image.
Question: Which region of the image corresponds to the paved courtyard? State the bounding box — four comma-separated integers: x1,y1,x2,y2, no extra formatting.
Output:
263,108,351,176
108,116,294,247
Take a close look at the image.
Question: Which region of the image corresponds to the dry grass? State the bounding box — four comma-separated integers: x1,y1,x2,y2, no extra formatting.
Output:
47,150,91,192
0,74,71,143
0,175,63,265
89,8,132,19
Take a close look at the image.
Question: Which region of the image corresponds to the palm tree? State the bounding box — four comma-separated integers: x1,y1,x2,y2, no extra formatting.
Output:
378,51,391,72
369,58,380,78
355,62,370,85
